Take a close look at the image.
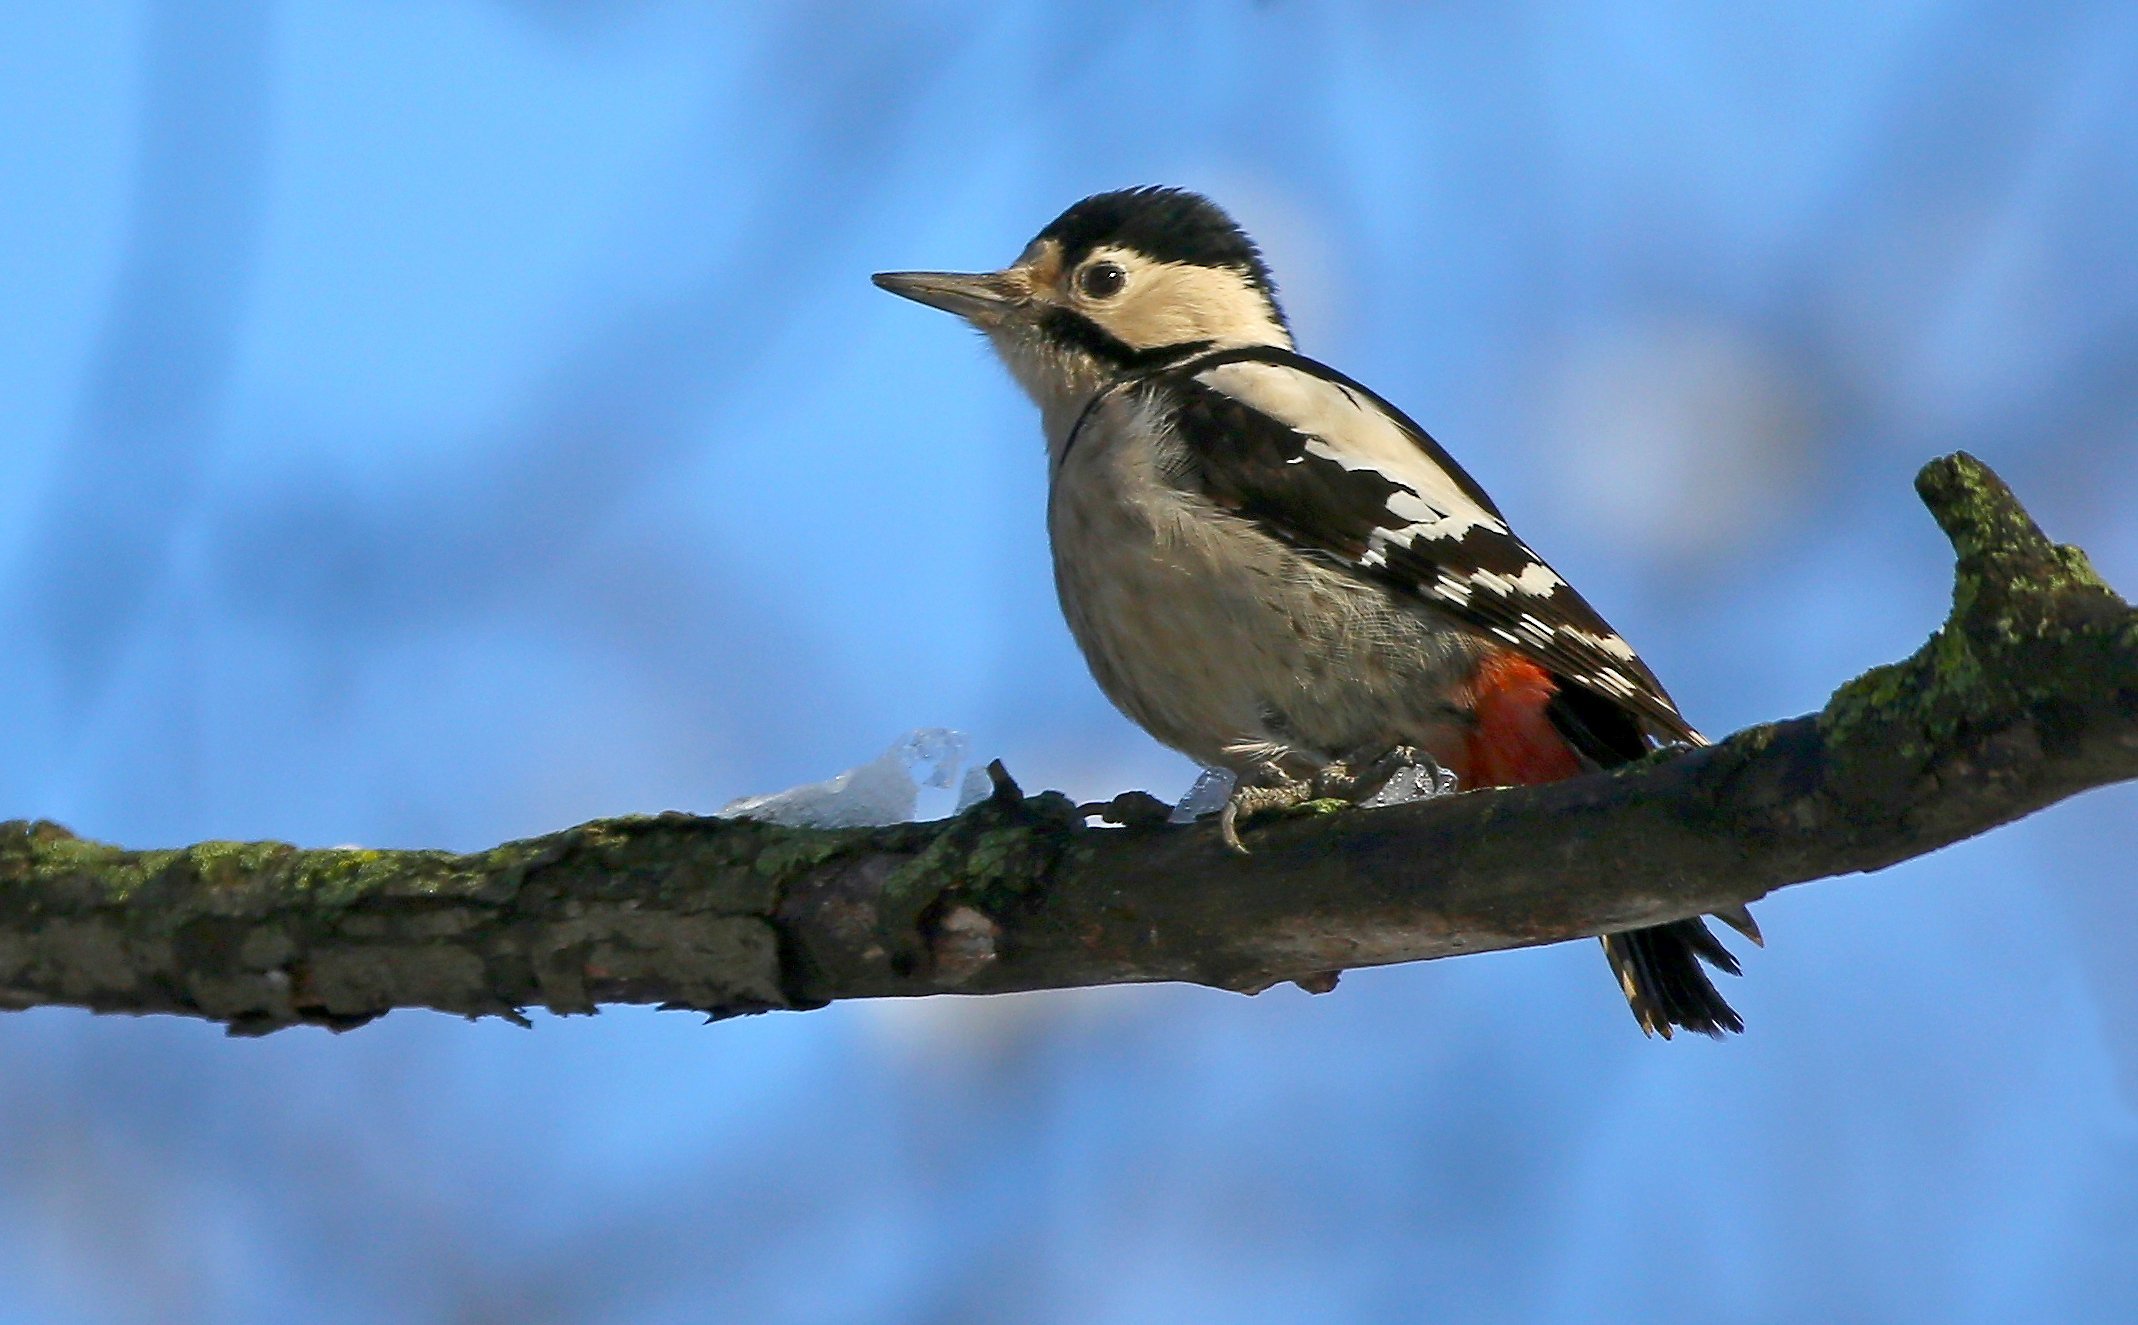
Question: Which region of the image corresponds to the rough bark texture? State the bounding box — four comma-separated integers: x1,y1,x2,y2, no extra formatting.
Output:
2,454,2132,1033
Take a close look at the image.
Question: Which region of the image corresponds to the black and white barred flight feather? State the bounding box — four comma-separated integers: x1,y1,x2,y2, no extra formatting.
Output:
1083,342,1703,748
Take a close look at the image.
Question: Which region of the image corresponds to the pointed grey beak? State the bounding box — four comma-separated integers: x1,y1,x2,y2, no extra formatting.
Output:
872,269,1022,326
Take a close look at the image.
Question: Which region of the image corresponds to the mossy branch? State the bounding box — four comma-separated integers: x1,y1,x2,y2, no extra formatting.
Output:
2,453,2132,1033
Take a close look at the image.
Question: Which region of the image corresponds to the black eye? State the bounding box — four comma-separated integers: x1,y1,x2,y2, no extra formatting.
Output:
1078,261,1127,299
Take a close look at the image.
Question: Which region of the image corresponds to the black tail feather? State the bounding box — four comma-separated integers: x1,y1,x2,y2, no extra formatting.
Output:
1542,668,1754,1039
1601,919,1745,1039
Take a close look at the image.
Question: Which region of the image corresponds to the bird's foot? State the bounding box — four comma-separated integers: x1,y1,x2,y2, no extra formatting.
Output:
1217,748,1457,853
1217,771,1318,854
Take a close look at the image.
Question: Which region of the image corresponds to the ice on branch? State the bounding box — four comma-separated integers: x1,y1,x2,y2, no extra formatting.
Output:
1170,768,1237,824
721,729,973,828
954,764,993,813
1360,757,1460,806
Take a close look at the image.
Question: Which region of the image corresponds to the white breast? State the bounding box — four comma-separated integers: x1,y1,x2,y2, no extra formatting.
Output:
1044,390,1479,775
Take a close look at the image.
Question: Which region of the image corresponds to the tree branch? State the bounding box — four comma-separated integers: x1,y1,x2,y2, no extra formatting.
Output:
3,454,2133,1033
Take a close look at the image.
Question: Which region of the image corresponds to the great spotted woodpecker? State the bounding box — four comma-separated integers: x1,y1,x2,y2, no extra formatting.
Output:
875,186,1758,1037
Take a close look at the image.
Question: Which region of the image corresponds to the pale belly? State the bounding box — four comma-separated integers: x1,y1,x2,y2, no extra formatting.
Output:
1047,440,1479,776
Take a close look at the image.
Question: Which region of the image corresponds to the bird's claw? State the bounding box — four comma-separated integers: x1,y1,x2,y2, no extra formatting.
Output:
1217,776,1315,853
1316,745,1422,802
1219,747,1457,852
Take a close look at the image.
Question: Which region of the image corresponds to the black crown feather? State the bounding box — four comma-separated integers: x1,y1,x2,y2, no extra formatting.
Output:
1038,186,1282,317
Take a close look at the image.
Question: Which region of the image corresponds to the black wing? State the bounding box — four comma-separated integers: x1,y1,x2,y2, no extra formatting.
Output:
1154,345,1699,745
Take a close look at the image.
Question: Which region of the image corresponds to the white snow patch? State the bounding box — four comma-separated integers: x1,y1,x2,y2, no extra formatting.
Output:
955,763,994,813
1170,767,1238,824
1360,757,1460,806
720,728,974,828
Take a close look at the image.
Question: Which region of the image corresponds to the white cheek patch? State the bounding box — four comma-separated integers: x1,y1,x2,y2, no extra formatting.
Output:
1195,360,1508,548
1090,254,1289,351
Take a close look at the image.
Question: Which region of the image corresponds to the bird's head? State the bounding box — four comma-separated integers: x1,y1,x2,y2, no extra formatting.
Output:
875,187,1291,428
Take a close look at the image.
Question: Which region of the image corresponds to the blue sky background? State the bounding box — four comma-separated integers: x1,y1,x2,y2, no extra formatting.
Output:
2,3,2136,1321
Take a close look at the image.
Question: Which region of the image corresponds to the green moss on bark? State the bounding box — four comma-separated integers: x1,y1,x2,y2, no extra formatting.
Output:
2,449,2131,1030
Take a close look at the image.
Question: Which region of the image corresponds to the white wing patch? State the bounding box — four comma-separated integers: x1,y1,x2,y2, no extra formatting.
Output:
1460,562,1566,597
1562,624,1640,661
1184,351,1672,734
1196,360,1508,547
